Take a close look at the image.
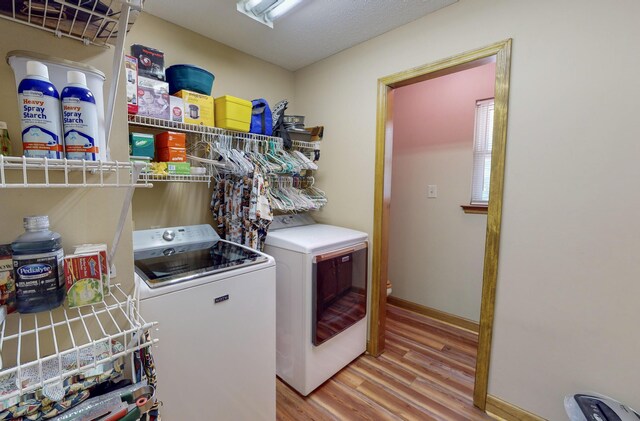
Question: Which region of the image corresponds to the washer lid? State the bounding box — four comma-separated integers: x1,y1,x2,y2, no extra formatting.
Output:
265,224,367,253
134,239,268,288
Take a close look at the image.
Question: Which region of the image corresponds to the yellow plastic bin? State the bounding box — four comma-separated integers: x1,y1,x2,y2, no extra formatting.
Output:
214,95,252,132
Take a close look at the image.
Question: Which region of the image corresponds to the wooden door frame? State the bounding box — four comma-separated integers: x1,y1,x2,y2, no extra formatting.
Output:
368,39,512,411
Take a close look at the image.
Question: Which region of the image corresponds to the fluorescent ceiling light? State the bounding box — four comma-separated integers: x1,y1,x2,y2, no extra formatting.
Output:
237,0,302,28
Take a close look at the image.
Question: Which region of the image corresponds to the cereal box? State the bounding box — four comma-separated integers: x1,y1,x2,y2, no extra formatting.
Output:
74,244,110,296
0,245,16,313
64,253,104,308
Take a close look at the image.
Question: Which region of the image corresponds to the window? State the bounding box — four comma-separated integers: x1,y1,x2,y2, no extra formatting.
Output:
471,98,494,205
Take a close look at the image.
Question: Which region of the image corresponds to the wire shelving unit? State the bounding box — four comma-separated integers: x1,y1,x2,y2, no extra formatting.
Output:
0,0,143,47
0,284,157,403
0,155,152,189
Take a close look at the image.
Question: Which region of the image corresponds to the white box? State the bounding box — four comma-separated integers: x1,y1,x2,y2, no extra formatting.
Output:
170,96,184,123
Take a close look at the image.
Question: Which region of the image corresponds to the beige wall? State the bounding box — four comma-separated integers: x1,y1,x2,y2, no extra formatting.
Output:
0,13,294,293
0,19,134,290
388,64,495,322
127,13,295,230
294,0,640,419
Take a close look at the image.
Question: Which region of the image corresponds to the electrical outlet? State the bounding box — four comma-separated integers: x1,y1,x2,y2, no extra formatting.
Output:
427,185,437,198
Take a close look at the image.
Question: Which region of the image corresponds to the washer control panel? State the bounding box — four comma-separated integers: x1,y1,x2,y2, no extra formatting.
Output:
133,224,220,252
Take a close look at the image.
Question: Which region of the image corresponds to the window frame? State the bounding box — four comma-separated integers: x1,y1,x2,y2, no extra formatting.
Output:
469,97,495,207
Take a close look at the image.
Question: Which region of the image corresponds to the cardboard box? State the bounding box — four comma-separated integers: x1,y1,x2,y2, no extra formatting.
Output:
125,55,138,115
167,162,191,175
64,254,104,308
156,147,186,162
137,76,170,120
130,133,155,159
175,90,214,126
215,95,252,132
150,162,168,176
0,245,16,314
130,44,165,81
155,131,186,149
74,244,110,296
170,96,184,123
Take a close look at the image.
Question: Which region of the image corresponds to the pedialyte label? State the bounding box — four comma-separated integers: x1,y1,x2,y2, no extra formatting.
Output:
13,249,64,298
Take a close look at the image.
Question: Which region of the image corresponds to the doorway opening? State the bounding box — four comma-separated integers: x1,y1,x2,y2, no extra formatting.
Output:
369,39,512,411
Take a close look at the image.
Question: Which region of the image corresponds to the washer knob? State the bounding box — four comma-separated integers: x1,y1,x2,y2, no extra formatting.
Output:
162,230,176,241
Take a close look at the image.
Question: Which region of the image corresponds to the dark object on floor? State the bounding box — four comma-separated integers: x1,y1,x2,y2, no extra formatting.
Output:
565,393,640,421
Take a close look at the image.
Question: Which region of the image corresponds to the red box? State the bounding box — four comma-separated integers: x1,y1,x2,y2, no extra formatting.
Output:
156,147,186,162
155,131,186,149
125,55,138,115
64,254,104,307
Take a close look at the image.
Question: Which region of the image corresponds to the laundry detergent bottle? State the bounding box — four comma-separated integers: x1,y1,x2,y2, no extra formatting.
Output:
61,71,102,161
18,61,64,159
12,215,65,313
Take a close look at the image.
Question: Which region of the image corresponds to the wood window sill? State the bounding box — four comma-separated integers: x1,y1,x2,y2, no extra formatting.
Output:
461,204,488,214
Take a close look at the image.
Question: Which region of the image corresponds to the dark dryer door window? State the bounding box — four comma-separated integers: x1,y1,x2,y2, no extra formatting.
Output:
312,242,367,346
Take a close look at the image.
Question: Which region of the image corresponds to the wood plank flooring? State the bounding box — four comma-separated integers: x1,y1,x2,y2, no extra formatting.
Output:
276,304,492,421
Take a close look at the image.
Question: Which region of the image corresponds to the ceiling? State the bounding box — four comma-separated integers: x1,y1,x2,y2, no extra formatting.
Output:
145,0,458,71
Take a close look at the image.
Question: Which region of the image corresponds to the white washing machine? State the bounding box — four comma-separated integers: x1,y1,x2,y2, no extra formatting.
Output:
264,214,368,396
133,224,276,420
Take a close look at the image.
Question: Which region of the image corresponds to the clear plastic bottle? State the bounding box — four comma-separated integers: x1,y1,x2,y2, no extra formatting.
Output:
0,121,12,156
11,215,65,313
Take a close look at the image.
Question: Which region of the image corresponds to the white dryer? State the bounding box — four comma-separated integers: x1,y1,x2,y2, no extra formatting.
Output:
264,214,368,396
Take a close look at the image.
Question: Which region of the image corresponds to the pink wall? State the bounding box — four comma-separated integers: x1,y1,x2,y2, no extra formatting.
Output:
392,62,496,152
388,61,496,321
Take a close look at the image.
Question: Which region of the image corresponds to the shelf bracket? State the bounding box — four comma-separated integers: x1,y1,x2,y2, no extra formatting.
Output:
109,162,145,271
104,1,137,160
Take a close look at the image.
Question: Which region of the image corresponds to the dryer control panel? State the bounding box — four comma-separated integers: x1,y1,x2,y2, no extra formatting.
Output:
270,213,316,230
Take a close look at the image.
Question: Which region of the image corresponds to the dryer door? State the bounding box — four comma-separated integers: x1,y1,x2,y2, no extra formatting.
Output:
312,242,367,346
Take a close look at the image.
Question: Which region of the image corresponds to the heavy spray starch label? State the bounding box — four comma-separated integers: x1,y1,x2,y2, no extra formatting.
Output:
13,249,64,300
63,97,100,161
20,90,63,159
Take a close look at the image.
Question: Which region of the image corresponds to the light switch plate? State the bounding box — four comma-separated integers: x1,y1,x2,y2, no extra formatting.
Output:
427,185,437,198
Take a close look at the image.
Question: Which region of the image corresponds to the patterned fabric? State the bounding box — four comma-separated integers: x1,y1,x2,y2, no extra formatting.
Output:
134,331,159,421
210,169,272,251
0,355,124,421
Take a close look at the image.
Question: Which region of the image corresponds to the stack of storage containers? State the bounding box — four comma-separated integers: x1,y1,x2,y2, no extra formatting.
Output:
127,44,256,132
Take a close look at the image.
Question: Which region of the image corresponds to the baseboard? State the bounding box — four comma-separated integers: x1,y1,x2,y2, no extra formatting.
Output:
486,395,546,421
386,296,479,334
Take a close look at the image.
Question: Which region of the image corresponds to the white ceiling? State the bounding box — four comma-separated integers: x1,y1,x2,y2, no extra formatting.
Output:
145,0,458,71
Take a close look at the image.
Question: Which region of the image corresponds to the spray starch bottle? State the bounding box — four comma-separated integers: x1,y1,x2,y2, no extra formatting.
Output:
18,61,64,158
61,71,102,161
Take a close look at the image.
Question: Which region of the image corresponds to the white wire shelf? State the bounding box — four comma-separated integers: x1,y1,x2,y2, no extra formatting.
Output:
0,0,143,47
128,114,285,147
139,173,211,183
0,156,153,188
291,139,320,151
0,284,157,403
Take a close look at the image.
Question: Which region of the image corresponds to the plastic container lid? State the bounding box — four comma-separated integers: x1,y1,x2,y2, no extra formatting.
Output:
24,215,50,230
26,61,49,79
67,70,87,86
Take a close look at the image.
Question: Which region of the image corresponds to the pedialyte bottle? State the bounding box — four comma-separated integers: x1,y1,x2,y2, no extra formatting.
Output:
18,61,64,159
61,71,101,161
12,215,65,313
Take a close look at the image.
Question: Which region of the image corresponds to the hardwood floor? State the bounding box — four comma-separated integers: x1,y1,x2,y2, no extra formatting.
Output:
276,303,492,421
